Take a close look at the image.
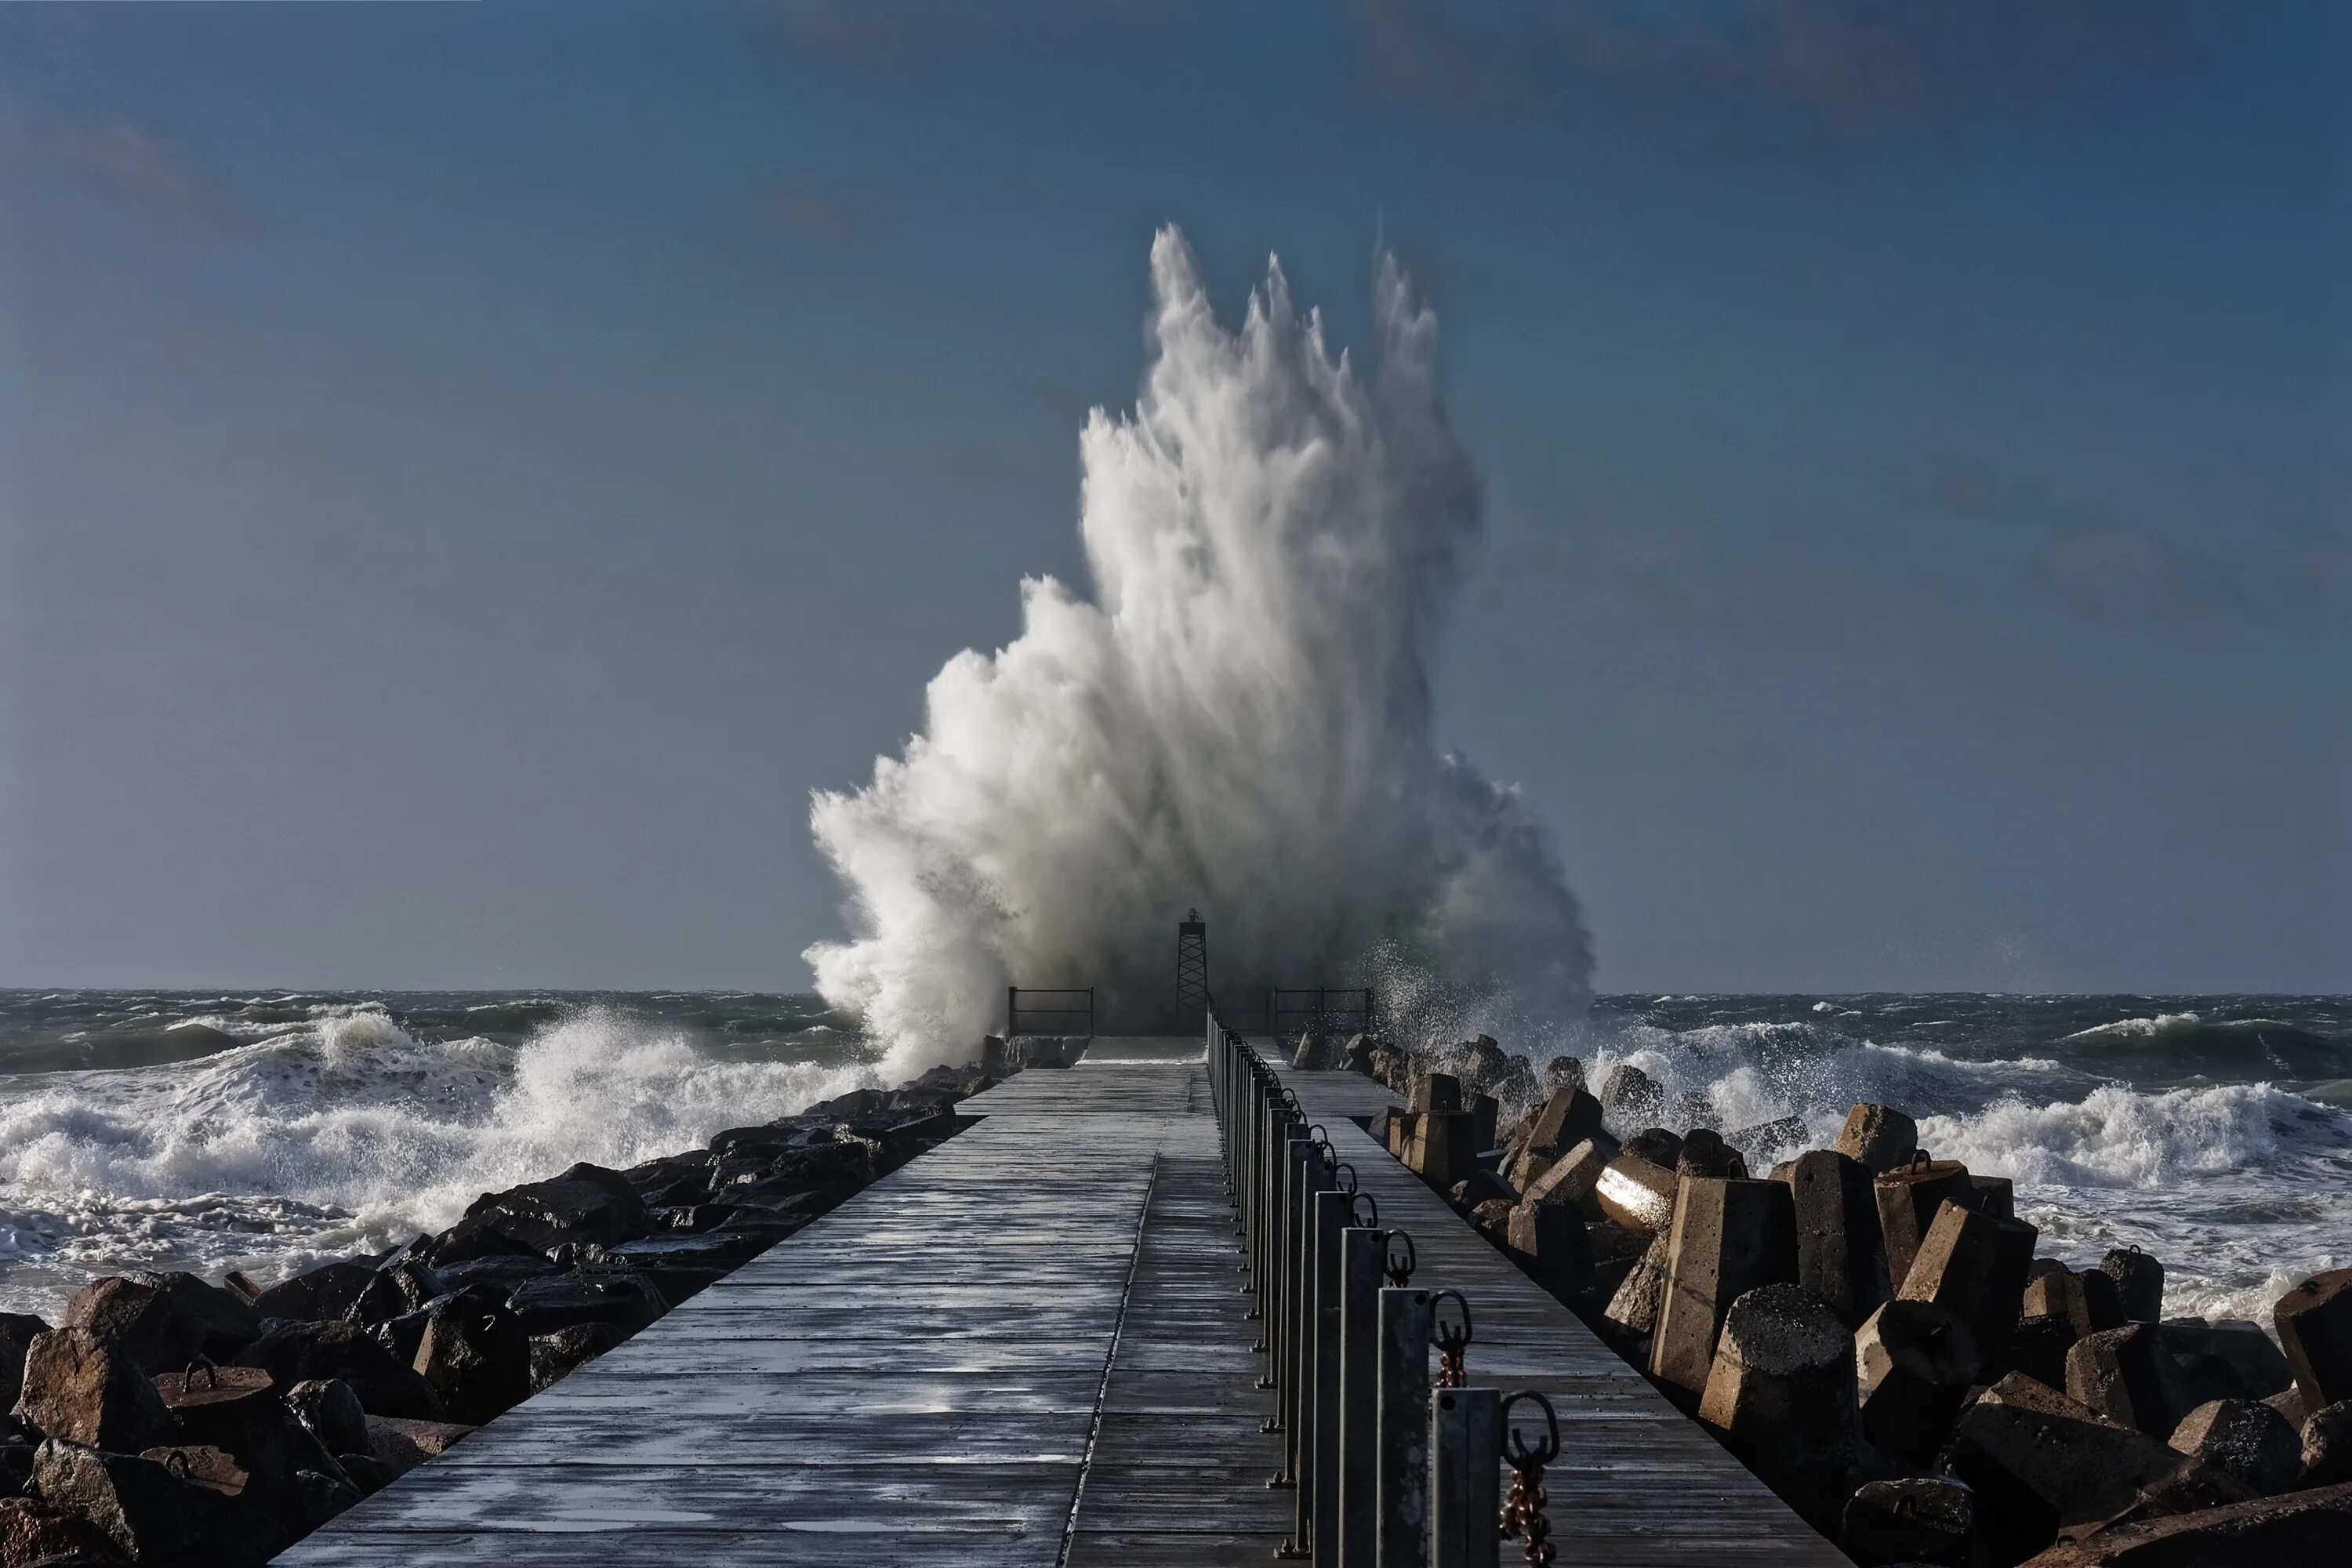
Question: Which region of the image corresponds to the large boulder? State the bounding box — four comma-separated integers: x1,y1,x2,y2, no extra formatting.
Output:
432,1164,651,1265
363,1417,474,1482
2168,1399,2303,1497
2275,1269,2352,1416
1947,1372,2187,1559
250,1259,379,1324
1855,1299,1982,1466
62,1274,260,1373
230,1321,441,1421
1696,1283,1856,1523
412,1295,528,1425
506,1272,665,1338
1842,1475,1973,1568
282,1380,370,1465
152,1364,353,1534
11,1330,177,1452
31,1439,285,1566
1833,1103,1918,1174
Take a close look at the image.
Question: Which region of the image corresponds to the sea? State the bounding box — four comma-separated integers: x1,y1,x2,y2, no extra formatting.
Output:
2,989,2346,1331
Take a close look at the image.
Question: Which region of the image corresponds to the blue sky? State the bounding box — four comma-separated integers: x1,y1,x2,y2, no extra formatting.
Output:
2,0,2343,993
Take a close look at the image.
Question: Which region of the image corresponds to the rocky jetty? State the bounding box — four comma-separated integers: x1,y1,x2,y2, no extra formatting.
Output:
1353,1035,2352,1568
0,1061,993,1566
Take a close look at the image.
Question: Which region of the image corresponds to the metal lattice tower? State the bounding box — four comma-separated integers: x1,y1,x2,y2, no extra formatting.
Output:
1175,910,1208,1021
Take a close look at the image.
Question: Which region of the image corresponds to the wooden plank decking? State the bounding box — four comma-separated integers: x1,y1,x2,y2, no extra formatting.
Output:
279,1040,1845,1566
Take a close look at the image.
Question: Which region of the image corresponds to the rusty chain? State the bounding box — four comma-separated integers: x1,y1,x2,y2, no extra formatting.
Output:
1499,1389,1560,1566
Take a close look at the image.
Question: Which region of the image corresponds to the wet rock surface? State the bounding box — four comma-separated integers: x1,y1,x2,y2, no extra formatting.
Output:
8,1057,992,1564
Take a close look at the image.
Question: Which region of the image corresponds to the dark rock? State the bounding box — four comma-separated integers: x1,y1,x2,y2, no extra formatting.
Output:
2071,1325,2194,1437
1784,1150,1890,1325
2165,1320,2294,1406
250,1259,379,1324
2265,1386,2305,1428
1856,1299,1983,1467
1541,1055,1584,1094
1948,1373,2187,1559
31,1439,285,1566
1675,1129,1748,1181
347,1258,447,1328
282,1380,368,1462
605,1231,783,1269
1592,1154,1679,1235
2274,1269,2352,1416
1504,1203,1594,1304
1620,1127,1685,1170
0,1495,119,1568
2168,1399,2303,1497
230,1320,441,1421
153,1365,352,1534
1835,1103,1919,1174
431,1254,561,1298
2013,1479,2352,1566
1726,1116,1809,1167
436,1165,651,1265
1843,1475,1973,1567
412,1295,528,1426
333,1452,394,1497
527,1324,622,1395
1651,1176,1798,1399
1697,1283,1857,1523
136,1445,247,1500
1896,1200,2038,1365
1598,1065,1664,1131
2302,1399,2352,1487
11,1330,177,1452
1874,1160,1976,1294
506,1272,664,1338
364,1417,474,1480
2011,1314,2082,1392
0,1318,47,1414
1605,1233,1671,1340
2100,1248,2165,1326
60,1274,260,1373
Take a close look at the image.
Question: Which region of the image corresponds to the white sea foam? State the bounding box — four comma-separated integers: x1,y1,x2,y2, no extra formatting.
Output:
807,229,1592,1075
0,1004,872,1316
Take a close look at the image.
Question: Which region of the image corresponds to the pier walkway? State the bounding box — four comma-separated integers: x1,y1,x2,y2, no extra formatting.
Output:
281,1038,1842,1566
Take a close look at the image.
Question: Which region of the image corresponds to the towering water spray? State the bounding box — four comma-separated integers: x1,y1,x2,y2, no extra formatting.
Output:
808,228,1591,1072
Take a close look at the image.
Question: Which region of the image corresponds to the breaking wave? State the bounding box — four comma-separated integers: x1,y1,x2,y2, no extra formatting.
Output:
807,228,1592,1073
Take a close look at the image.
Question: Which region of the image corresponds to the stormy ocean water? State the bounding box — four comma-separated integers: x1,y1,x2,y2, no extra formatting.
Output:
2,988,2344,1331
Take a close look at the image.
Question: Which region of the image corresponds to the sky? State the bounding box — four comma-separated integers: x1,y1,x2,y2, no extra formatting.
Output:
0,0,2343,996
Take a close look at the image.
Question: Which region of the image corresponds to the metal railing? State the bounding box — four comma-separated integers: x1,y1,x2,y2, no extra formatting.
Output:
1213,986,1377,1040
1006,986,1094,1037
1203,995,1555,1567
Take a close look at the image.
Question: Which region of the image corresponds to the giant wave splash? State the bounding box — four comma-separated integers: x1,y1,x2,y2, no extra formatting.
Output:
808,229,1592,1070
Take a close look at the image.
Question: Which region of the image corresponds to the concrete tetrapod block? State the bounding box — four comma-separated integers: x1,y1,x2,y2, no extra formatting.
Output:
2024,1270,2114,1341
1947,1371,2189,1557
1834,1103,1919,1174
1784,1149,1890,1326
1517,1134,1618,1220
1874,1160,1976,1295
2302,1399,2352,1487
1504,1201,1595,1305
2274,1269,2352,1416
2012,1314,2082,1392
2011,1479,2352,1567
1598,1063,1664,1131
2069,1325,2193,1438
2168,1398,2303,1497
1406,1112,1479,1190
1650,1175,1798,1399
1842,1476,1973,1568
1855,1298,1983,1467
1525,1087,1604,1157
1896,1197,2038,1367
2165,1319,2294,1406
1605,1232,1671,1341
2100,1248,2165,1326
1592,1153,1680,1236
1696,1282,1857,1525
1406,1072,1461,1116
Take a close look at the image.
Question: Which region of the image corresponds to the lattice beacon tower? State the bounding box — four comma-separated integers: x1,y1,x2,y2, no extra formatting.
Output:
1176,910,1208,1022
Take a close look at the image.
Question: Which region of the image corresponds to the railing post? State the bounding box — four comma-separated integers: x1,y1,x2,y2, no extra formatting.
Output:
1377,1287,1434,1568
1334,1221,1385,1568
1429,1387,1500,1568
1307,1187,1352,1563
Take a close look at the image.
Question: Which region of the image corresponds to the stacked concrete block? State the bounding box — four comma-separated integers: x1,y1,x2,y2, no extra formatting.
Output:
1650,1176,1797,1399
1784,1149,1889,1326
1895,1199,2038,1367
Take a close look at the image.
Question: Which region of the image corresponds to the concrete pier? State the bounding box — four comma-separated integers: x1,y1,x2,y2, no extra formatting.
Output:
280,1036,1842,1566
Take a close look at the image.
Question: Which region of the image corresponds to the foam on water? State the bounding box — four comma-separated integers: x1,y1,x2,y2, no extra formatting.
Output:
0,1001,874,1317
